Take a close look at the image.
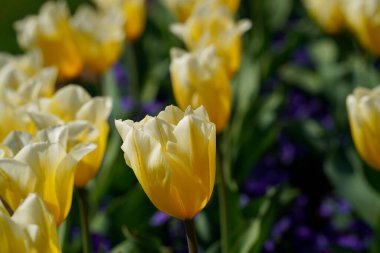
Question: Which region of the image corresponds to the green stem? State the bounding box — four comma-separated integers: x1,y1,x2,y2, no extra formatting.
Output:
184,219,198,253
217,137,229,253
78,188,91,253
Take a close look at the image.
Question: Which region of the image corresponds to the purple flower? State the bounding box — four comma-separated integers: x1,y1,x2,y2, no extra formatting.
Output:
272,217,291,238
335,234,363,250
121,97,134,112
91,233,111,252
113,62,129,88
142,101,165,116
150,211,170,227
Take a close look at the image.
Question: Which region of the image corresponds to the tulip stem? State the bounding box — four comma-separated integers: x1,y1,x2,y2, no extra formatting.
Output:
78,188,91,253
217,139,229,253
184,219,199,253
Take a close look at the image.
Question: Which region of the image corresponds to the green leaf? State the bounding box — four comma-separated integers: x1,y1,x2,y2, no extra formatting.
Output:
325,147,380,227
233,185,298,253
264,0,293,31
308,39,339,65
280,65,323,94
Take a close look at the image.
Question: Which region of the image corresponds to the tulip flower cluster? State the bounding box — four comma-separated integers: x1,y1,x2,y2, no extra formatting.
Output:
163,0,250,132
0,49,112,251
303,0,380,56
15,0,146,79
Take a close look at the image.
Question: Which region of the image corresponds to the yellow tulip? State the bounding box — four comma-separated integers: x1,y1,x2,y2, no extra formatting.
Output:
27,85,112,187
219,0,240,14
161,0,197,22
0,102,35,141
303,0,345,34
15,1,83,79
344,0,380,55
94,0,146,41
0,144,12,158
0,51,43,77
0,64,57,106
71,5,125,74
0,126,96,224
347,86,380,170
161,0,241,22
1,194,61,252
115,105,216,220
170,47,231,132
171,1,251,76
0,193,61,253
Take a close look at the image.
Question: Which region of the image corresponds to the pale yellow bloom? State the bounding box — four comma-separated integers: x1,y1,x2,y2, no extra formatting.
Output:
0,51,43,77
15,1,83,79
161,0,241,22
115,105,216,219
94,0,146,41
171,2,251,76
0,126,96,224
303,0,345,34
0,62,57,106
347,86,380,170
72,5,125,73
0,102,35,142
0,193,61,253
28,85,112,187
0,144,12,158
344,0,380,55
170,47,231,132
161,0,197,22
219,0,240,14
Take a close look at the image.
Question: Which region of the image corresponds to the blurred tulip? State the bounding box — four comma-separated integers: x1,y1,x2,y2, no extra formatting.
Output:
161,0,241,22
0,65,57,106
72,5,125,74
344,0,380,55
115,105,216,219
0,51,43,77
0,193,61,253
28,85,112,187
0,126,96,224
171,1,251,76
219,0,240,13
94,0,146,41
15,1,83,79
303,0,345,34
347,87,380,170
0,102,35,141
161,0,197,22
170,47,231,132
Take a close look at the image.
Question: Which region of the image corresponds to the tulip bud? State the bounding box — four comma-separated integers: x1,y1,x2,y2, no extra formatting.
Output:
170,47,231,132
71,5,125,74
115,105,216,220
347,87,380,170
15,1,83,79
303,0,345,34
344,0,380,55
171,2,251,76
0,193,61,253
94,0,146,41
